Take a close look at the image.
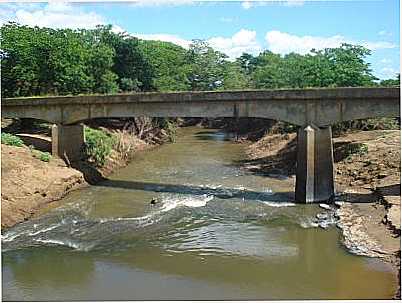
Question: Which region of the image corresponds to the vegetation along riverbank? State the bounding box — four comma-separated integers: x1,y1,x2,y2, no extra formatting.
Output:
1,117,177,229
1,21,400,299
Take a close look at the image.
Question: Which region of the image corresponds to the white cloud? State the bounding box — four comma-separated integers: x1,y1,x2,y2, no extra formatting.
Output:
379,67,399,79
241,1,253,9
132,33,192,49
111,25,126,34
219,17,234,23
265,30,344,54
208,29,262,59
283,0,305,7
3,2,107,29
133,29,262,60
380,58,392,64
265,30,397,55
241,0,304,10
362,41,396,51
378,30,392,37
130,0,195,7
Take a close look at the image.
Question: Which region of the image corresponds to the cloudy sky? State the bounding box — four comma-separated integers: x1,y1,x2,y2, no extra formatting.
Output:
1,0,399,79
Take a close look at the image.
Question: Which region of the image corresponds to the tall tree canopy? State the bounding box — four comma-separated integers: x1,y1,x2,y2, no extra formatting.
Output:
139,40,191,91
185,40,227,91
1,23,393,99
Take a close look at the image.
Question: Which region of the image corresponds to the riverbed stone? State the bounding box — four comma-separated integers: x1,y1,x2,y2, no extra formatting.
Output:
319,203,331,210
316,213,328,220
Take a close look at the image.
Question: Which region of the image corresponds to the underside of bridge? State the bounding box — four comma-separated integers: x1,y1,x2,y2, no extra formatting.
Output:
51,122,336,203
3,88,400,203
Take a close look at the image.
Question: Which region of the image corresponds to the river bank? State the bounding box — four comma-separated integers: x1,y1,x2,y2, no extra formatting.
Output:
3,126,397,300
243,129,401,298
1,123,400,298
1,120,166,230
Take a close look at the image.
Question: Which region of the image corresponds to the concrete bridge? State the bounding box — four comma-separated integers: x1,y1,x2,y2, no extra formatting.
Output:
2,87,400,203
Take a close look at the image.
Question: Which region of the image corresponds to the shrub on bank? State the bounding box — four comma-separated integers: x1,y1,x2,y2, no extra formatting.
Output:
84,127,116,166
38,151,51,162
157,118,178,143
333,118,400,136
1,133,24,147
346,143,369,158
31,150,51,162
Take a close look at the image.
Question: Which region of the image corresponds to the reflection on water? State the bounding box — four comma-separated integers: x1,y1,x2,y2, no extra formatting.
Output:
2,127,397,300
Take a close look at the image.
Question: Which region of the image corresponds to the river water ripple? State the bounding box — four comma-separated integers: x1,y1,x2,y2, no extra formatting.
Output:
2,127,397,300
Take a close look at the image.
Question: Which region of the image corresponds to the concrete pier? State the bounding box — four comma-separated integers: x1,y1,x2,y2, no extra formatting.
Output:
295,125,334,203
3,88,399,203
51,124,85,163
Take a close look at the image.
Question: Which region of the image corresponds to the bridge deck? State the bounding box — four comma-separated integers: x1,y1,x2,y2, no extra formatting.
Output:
2,87,400,126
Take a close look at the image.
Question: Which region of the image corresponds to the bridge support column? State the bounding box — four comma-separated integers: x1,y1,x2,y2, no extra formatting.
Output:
295,124,334,203
52,124,85,163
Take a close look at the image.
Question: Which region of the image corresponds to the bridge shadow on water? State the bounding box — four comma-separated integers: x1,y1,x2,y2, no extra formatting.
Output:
96,179,295,203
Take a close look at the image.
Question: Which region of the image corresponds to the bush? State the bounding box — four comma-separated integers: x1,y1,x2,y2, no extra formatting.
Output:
333,118,400,136
39,151,51,162
1,133,24,147
345,143,368,159
84,127,116,166
30,149,52,162
157,118,178,143
120,78,141,92
269,121,298,134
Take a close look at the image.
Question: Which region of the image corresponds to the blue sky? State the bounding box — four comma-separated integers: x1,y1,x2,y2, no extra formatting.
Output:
1,0,400,79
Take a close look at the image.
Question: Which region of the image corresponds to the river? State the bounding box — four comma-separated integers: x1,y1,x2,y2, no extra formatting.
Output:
1,126,397,300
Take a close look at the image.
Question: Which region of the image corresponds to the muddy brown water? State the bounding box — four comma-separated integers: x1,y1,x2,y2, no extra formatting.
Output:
1,127,397,300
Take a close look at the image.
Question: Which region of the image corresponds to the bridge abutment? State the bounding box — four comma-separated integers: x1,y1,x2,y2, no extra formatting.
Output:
52,124,85,163
295,124,334,203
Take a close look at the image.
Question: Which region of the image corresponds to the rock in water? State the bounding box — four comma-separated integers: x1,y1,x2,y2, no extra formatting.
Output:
316,213,328,220
150,198,159,205
334,201,344,207
319,203,331,210
319,222,328,229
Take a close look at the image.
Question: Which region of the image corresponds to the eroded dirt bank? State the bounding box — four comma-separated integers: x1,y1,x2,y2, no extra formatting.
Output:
243,129,401,298
1,127,152,230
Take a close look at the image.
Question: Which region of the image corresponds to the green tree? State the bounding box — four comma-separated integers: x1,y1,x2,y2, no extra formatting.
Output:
221,61,251,90
323,43,377,86
92,25,154,92
139,40,191,91
380,74,400,87
236,53,258,75
186,40,227,91
252,51,285,88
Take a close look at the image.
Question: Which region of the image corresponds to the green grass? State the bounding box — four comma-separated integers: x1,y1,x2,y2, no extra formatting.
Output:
345,143,368,159
1,133,24,147
38,151,51,162
84,127,116,166
31,150,52,162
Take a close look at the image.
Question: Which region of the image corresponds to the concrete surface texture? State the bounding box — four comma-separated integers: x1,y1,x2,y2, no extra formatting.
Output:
2,87,400,126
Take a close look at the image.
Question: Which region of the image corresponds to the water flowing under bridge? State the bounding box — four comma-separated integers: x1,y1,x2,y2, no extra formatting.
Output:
2,87,400,203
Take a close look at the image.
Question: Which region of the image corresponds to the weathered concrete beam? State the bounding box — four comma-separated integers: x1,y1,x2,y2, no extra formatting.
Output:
51,124,85,163
295,125,334,202
2,88,400,126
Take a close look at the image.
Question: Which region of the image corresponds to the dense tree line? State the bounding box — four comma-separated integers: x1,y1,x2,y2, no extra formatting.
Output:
1,22,399,98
